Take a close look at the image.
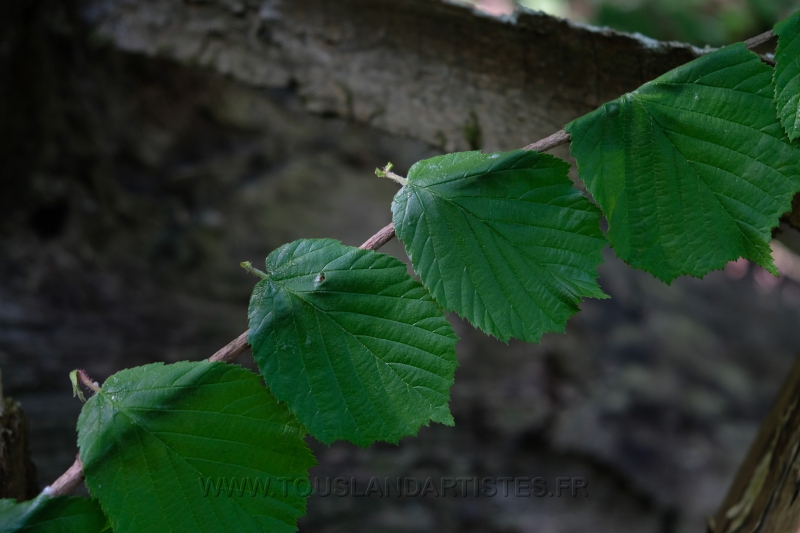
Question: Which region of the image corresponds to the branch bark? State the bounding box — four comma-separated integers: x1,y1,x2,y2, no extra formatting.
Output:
358,222,396,252
522,129,571,152
744,29,777,49
48,457,84,498
208,331,249,363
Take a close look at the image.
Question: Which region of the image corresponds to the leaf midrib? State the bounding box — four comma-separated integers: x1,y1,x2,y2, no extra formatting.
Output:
631,94,765,266
409,182,591,314
282,287,438,435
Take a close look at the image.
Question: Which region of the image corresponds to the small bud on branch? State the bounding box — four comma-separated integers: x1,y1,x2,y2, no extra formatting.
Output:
375,162,408,186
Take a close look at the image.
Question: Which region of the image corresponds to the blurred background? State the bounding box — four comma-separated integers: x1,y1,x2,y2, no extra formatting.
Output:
2,0,800,532
469,0,799,46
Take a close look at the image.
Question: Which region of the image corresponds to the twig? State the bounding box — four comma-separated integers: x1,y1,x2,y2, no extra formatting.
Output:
359,222,396,251
744,29,776,49
44,24,785,497
743,29,777,65
46,456,84,497
522,129,571,152
208,331,250,363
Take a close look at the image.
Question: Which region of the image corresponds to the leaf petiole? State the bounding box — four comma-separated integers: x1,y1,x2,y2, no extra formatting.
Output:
240,261,269,279
375,162,408,186
70,369,100,403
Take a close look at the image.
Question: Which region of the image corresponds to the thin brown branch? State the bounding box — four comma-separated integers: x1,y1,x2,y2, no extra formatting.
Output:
208,330,250,363
744,29,776,49
359,223,396,251
522,129,571,152
47,456,84,497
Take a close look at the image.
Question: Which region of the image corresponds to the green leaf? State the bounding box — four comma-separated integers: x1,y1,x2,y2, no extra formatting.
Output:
391,150,607,343
774,10,800,141
247,239,458,447
0,495,107,533
77,361,315,533
566,43,800,283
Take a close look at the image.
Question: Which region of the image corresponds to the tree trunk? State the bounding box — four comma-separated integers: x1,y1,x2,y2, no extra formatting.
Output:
85,0,800,226
712,353,800,533
0,373,38,501
83,0,703,151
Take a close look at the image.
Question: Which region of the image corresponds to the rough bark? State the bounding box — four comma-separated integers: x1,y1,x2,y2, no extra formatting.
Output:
82,0,704,152
84,0,800,227
0,384,39,501
84,0,800,229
